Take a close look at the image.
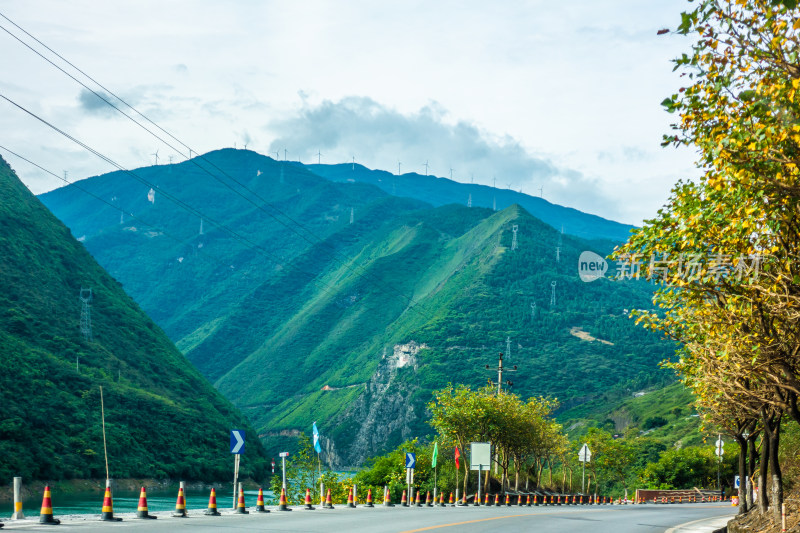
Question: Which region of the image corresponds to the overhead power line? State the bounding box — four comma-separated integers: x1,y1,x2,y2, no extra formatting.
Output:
0,97,351,300
0,11,435,322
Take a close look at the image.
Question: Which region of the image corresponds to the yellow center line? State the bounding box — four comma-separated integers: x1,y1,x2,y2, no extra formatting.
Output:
397,508,613,533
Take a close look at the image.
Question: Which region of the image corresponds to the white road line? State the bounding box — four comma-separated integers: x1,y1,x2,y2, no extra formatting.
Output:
664,514,733,533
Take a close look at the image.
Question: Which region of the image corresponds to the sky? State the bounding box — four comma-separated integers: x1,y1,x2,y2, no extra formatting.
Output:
0,0,698,225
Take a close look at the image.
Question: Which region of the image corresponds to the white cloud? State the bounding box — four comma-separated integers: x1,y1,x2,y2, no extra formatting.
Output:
0,0,699,223
267,96,623,218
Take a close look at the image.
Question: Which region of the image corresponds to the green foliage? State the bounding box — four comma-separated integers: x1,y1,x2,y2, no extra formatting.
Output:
268,434,322,504
0,156,269,481
643,417,669,430
639,444,737,490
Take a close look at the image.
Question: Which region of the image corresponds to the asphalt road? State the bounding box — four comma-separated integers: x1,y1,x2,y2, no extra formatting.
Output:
1,502,736,532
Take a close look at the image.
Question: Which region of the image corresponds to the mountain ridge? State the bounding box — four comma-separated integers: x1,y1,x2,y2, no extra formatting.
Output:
305,162,635,242
37,149,675,466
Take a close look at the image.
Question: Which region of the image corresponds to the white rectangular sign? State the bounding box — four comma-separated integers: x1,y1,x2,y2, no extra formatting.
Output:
470,442,491,470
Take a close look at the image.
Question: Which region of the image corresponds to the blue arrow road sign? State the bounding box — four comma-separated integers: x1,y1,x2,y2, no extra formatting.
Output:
405,452,416,469
230,429,245,454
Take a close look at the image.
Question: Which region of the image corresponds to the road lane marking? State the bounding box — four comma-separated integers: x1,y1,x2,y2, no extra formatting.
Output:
397,514,531,532
397,508,613,532
664,513,734,533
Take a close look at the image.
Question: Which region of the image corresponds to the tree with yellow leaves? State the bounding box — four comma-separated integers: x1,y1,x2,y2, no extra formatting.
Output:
614,0,800,521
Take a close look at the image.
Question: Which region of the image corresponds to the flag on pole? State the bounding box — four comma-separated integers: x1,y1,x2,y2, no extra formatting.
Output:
312,422,322,453
432,441,438,468
454,447,460,469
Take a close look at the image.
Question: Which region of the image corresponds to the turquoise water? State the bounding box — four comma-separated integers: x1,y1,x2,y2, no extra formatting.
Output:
0,488,275,516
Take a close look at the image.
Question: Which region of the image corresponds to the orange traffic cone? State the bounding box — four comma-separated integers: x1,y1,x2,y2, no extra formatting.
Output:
449,492,454,506
303,488,315,510
484,493,491,506
236,486,249,514
505,493,511,507
256,488,269,513
415,489,423,507
100,483,122,522
365,489,374,508
347,487,356,508
425,491,432,507
494,494,501,507
39,486,61,524
135,487,156,520
278,487,291,511
438,492,445,507
527,494,532,507
173,487,187,518
323,488,335,509
204,488,221,516
383,486,394,507
401,489,408,507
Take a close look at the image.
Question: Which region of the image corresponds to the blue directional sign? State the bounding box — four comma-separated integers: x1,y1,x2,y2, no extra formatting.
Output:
405,452,416,469
230,429,245,454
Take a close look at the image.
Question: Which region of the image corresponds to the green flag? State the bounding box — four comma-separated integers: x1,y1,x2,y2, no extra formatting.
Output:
431,441,438,468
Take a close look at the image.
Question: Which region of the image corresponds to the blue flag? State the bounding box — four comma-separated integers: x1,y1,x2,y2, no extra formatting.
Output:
312,422,322,453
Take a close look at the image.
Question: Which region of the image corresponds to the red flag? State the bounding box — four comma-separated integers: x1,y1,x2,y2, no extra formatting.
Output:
455,447,460,469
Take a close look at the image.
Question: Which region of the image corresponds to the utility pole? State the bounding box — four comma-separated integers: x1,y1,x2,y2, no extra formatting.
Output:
423,161,429,175
485,352,517,483
550,281,557,308
317,150,322,164
352,156,355,170
506,337,511,362
398,161,402,175
467,194,472,208
485,352,517,394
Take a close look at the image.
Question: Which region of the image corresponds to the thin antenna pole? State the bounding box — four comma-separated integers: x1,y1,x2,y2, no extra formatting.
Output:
100,386,110,480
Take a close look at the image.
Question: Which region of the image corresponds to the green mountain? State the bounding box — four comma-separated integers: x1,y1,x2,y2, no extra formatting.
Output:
561,382,703,447
0,155,269,481
38,149,679,466
305,162,635,242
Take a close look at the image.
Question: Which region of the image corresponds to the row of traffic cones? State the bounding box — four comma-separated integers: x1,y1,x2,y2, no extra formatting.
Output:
28,484,303,523
37,484,623,522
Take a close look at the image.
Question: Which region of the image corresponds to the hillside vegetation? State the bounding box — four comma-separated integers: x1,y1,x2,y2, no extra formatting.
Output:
0,156,269,481
39,149,682,465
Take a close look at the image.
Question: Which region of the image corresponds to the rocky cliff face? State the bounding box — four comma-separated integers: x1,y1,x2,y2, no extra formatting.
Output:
332,342,427,466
